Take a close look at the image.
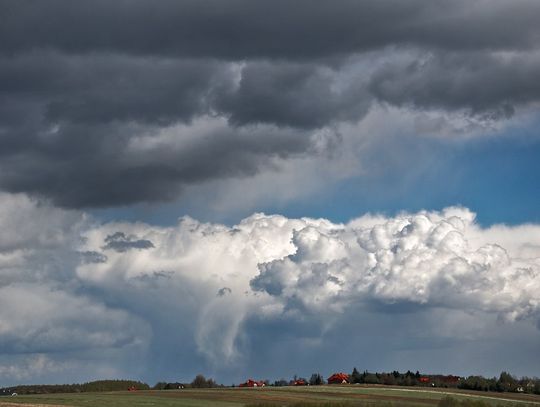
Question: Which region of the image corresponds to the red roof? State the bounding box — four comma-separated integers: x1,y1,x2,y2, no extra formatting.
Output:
239,379,265,387
328,373,349,384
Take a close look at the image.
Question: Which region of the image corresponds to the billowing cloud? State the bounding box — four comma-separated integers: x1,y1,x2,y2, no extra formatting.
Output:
251,208,540,323
0,194,151,383
1,0,539,389
1,193,539,384
2,1,540,208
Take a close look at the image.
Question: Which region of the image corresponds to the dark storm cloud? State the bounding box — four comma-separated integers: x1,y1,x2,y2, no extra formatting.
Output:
2,0,540,58
215,61,369,128
103,232,154,253
0,52,228,126
369,52,540,117
0,50,326,207
2,0,540,208
217,287,232,297
0,117,316,207
79,251,108,264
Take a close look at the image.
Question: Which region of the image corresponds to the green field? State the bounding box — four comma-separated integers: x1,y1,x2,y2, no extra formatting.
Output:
2,385,540,407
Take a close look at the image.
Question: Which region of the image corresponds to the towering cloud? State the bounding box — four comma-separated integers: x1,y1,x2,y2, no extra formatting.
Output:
1,193,539,383
252,208,540,322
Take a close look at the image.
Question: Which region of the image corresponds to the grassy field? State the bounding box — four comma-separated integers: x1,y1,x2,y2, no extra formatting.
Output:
2,385,540,407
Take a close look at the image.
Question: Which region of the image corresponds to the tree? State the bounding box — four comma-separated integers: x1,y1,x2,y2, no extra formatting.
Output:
381,373,397,386
274,379,288,387
364,373,380,384
350,368,362,384
191,374,209,388
497,372,517,392
153,382,167,390
310,373,324,385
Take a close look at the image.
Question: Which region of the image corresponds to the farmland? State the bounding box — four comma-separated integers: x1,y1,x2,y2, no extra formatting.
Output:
2,385,540,407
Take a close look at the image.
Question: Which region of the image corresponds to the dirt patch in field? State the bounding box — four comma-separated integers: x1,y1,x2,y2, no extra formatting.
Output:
0,403,71,407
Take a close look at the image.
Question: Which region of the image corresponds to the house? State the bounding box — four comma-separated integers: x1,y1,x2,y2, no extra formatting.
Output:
328,373,349,384
292,379,307,386
239,379,265,388
419,377,430,384
0,388,14,397
163,382,185,389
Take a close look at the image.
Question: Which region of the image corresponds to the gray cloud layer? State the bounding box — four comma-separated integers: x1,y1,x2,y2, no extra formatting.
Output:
1,1,540,208
2,1,540,58
370,51,540,118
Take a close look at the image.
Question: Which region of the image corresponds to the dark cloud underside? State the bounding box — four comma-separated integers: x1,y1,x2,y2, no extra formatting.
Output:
2,1,540,58
1,0,540,208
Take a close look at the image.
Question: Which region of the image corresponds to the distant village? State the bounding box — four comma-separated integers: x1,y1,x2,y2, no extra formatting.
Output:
235,369,538,394
1,370,539,397
237,371,460,388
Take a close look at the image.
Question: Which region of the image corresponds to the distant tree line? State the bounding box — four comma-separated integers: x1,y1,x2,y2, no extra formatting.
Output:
0,375,228,395
271,373,325,387
152,381,186,390
0,380,149,395
3,371,538,396
153,374,223,390
349,368,432,386
190,374,221,388
458,371,540,394
347,368,540,395
267,368,539,395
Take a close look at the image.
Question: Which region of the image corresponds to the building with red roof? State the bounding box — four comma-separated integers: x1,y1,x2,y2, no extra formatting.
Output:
239,379,265,387
328,373,349,384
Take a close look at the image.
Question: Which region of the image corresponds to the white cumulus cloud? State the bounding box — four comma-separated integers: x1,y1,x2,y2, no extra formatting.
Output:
1,193,539,383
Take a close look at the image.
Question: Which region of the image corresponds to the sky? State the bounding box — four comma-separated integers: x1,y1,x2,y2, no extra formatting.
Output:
0,0,539,386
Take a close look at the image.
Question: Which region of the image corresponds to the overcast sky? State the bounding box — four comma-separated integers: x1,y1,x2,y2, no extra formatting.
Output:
1,0,539,386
